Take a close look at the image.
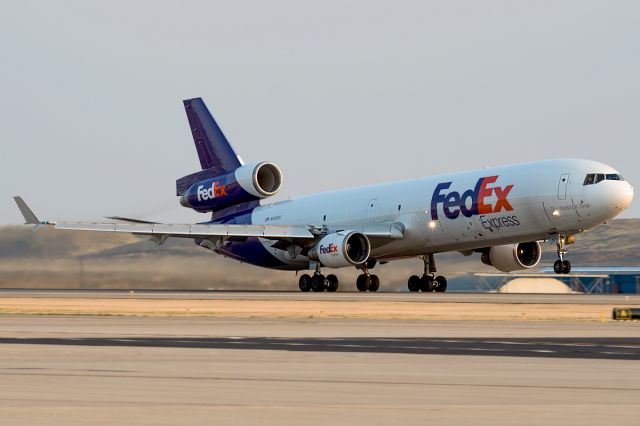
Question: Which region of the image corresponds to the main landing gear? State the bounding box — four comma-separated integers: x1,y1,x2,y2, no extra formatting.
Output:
298,271,379,292
356,272,380,292
298,268,339,292
553,235,572,274
408,254,447,292
355,259,380,292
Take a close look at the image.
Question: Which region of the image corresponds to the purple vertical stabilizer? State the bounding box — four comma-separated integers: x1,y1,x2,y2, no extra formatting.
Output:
183,98,242,172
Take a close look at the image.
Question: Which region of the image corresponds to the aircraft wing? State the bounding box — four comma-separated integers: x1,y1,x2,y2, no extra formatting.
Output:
362,223,405,240
13,196,403,244
13,196,314,241
55,222,315,239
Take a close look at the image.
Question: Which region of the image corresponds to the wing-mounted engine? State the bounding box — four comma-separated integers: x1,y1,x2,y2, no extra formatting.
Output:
308,231,371,268
480,241,542,272
178,161,282,212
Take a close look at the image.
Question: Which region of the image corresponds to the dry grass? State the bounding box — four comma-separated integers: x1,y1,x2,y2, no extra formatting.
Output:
0,297,634,321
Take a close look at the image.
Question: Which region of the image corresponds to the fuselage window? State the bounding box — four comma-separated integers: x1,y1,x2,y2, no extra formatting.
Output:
583,174,595,185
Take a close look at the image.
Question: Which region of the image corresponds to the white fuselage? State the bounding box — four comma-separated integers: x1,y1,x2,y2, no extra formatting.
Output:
250,159,633,269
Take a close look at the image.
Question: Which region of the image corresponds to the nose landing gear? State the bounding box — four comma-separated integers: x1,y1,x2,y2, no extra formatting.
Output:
553,235,573,274
408,254,447,292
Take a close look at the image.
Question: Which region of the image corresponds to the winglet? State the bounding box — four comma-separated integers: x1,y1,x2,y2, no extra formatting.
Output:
13,196,46,226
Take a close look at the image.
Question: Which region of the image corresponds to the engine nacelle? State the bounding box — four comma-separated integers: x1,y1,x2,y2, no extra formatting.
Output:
234,161,282,198
481,241,542,272
308,231,371,268
179,161,282,212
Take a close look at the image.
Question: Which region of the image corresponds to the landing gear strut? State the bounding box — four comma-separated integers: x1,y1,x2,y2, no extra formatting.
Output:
553,235,572,274
408,254,447,292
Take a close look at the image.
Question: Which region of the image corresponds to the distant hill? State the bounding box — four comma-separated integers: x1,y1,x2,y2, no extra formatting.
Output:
0,219,638,290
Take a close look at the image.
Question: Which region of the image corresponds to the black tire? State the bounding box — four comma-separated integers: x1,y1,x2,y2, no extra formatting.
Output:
434,276,447,292
326,274,339,292
553,260,563,274
562,260,571,274
356,274,370,292
419,275,434,292
368,275,380,292
408,275,420,292
311,274,326,292
298,274,312,292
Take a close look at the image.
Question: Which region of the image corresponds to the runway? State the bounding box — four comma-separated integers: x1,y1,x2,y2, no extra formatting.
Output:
1,292,639,424
2,289,640,304
1,315,639,425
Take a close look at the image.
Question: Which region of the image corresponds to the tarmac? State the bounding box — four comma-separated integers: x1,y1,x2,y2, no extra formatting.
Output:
2,289,639,304
1,292,639,425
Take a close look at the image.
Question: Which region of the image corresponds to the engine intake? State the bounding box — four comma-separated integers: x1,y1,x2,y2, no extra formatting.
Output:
481,241,542,272
309,231,371,268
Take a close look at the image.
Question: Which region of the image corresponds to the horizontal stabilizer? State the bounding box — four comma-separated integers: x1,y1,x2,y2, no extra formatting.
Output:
106,216,160,224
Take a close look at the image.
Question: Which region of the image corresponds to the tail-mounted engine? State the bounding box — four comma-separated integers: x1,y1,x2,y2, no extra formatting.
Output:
480,241,542,272
308,231,371,268
178,161,282,212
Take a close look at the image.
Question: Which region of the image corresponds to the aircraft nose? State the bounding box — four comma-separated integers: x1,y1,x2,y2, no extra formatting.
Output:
610,181,634,212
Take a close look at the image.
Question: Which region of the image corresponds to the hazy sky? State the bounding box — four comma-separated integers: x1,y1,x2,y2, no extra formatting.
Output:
1,1,639,224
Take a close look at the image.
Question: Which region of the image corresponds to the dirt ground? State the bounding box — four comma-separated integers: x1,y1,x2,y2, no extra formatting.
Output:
1,296,637,321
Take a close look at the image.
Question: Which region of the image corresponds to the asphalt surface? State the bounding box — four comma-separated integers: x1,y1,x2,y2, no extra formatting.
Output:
1,315,639,425
1,289,639,304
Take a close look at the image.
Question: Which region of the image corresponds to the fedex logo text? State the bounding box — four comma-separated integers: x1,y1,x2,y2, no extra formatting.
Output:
197,182,228,201
319,244,339,255
431,175,514,220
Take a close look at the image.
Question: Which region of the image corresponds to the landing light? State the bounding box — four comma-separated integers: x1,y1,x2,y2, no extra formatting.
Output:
552,209,560,216
428,220,438,229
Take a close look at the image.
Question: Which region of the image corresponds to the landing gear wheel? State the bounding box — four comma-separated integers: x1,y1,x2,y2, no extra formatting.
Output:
419,275,434,292
553,260,563,274
408,275,421,292
356,274,371,292
433,276,447,292
554,235,573,275
368,275,380,292
298,274,312,292
326,274,339,292
311,274,326,292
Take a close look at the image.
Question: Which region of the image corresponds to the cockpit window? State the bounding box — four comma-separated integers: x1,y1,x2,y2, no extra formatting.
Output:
583,174,595,185
606,173,624,181
584,172,624,185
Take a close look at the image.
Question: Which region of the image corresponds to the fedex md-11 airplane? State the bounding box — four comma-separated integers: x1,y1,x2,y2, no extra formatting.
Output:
14,98,634,292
